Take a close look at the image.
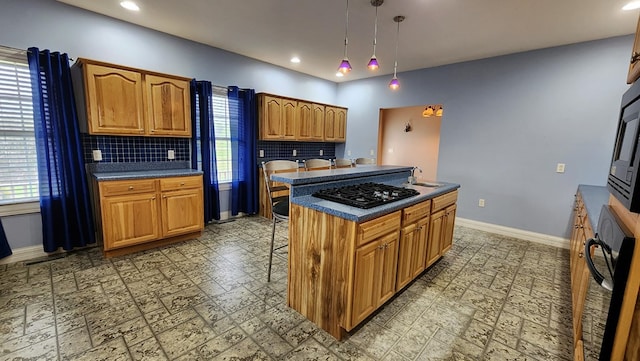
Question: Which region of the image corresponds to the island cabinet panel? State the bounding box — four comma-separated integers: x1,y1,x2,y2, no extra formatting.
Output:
287,188,458,341
287,203,357,339
100,192,160,250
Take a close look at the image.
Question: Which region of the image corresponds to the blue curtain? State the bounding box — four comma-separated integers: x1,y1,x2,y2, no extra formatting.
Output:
28,48,95,252
190,80,220,222
228,86,258,215
0,218,11,259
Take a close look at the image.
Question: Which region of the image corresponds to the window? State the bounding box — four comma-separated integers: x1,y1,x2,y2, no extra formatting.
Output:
0,47,38,205
212,86,232,183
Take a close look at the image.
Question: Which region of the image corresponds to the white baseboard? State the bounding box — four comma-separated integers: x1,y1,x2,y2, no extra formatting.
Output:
455,217,570,249
0,245,51,265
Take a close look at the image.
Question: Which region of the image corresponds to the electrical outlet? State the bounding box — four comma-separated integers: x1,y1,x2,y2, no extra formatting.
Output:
319,149,323,156
167,150,175,160
556,163,565,173
259,149,264,157
292,149,297,156
347,150,352,156
479,199,485,207
92,149,102,161
370,149,374,156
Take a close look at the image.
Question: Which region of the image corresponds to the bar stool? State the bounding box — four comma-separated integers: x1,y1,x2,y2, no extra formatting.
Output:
355,157,376,165
334,158,353,168
261,160,299,282
303,158,332,171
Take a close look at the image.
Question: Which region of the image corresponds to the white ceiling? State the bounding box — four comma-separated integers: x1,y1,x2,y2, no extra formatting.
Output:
57,0,639,82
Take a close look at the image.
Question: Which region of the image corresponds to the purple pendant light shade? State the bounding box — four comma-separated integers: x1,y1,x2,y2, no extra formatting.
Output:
338,0,351,74
389,15,405,90
368,0,383,71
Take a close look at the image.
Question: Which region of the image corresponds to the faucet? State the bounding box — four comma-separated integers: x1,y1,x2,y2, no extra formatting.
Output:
409,166,422,184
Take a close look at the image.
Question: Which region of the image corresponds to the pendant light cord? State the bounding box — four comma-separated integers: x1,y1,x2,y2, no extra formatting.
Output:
344,0,349,58
372,5,378,55
393,17,400,76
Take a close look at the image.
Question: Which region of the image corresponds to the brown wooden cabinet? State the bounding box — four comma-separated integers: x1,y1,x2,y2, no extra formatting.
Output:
259,94,296,140
144,74,191,137
427,192,458,268
570,192,595,360
96,175,203,256
287,189,458,340
72,58,191,138
324,106,347,142
628,13,640,84
397,200,430,290
258,93,346,142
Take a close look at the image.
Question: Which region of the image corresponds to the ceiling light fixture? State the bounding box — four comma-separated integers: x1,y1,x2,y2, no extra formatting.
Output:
290,56,301,63
389,15,405,90
367,0,384,71
623,1,640,10
337,0,352,74
120,1,140,11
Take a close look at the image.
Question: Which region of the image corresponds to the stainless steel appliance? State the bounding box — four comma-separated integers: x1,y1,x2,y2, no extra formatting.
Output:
312,182,419,209
585,205,635,360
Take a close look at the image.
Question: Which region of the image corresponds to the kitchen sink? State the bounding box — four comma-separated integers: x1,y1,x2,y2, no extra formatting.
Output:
404,182,444,188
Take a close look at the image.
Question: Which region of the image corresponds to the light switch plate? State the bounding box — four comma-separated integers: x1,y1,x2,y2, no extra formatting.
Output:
259,149,264,157
292,149,297,156
92,149,102,161
319,150,323,156
556,163,565,173
168,150,175,160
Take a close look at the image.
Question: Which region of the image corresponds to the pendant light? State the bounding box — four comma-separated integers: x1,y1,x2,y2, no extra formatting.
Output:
337,0,352,74
389,15,405,90
367,0,384,70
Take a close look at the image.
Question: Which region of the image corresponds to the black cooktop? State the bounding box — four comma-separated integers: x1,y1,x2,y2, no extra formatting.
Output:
312,182,419,209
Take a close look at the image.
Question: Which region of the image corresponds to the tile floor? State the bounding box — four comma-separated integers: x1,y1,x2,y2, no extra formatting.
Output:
0,216,610,360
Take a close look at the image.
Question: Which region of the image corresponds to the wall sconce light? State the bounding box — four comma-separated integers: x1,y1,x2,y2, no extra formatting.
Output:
405,122,412,132
435,105,443,117
422,106,434,117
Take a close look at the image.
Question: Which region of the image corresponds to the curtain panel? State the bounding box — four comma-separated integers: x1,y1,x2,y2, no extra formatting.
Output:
190,80,220,222
228,87,258,215
28,48,95,252
0,218,11,259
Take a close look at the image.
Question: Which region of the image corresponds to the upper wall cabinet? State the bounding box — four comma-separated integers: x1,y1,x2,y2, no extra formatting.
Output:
72,58,192,138
629,14,640,84
258,93,346,142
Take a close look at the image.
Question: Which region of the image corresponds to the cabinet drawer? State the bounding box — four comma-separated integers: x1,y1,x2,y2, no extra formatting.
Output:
357,211,401,247
402,200,431,225
432,190,458,212
160,176,202,191
100,179,157,197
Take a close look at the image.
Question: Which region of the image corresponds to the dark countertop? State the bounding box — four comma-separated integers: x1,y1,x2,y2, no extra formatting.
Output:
577,184,610,233
87,161,203,181
272,165,460,222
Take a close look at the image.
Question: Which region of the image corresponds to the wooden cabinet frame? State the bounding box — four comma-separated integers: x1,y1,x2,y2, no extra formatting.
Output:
72,58,192,138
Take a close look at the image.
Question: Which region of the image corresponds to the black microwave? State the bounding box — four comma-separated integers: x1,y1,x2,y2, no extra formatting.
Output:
608,79,640,212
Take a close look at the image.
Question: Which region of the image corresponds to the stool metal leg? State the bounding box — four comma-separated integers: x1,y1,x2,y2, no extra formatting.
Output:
267,216,276,282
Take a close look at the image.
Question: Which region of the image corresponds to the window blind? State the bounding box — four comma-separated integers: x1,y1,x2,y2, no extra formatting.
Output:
212,86,232,183
0,46,38,204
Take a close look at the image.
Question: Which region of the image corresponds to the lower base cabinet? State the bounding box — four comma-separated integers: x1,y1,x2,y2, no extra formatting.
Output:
96,175,204,255
288,189,458,340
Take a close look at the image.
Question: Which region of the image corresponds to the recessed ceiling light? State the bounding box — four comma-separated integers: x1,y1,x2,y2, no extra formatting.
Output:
335,72,344,77
290,57,300,63
623,1,640,10
120,1,140,11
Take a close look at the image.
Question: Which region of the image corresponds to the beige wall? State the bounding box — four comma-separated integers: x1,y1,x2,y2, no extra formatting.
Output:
378,105,442,181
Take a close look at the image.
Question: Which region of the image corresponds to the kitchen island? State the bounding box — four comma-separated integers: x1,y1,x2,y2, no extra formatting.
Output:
271,165,460,340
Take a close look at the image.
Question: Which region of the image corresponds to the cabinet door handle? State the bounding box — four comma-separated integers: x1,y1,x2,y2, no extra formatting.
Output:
578,252,584,258
377,245,384,250
150,129,155,132
632,51,640,64
151,197,156,200
128,186,134,190
180,182,185,186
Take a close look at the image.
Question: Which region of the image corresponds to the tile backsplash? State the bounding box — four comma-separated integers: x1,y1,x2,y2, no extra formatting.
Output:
80,135,336,166
257,141,335,162
81,134,190,164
